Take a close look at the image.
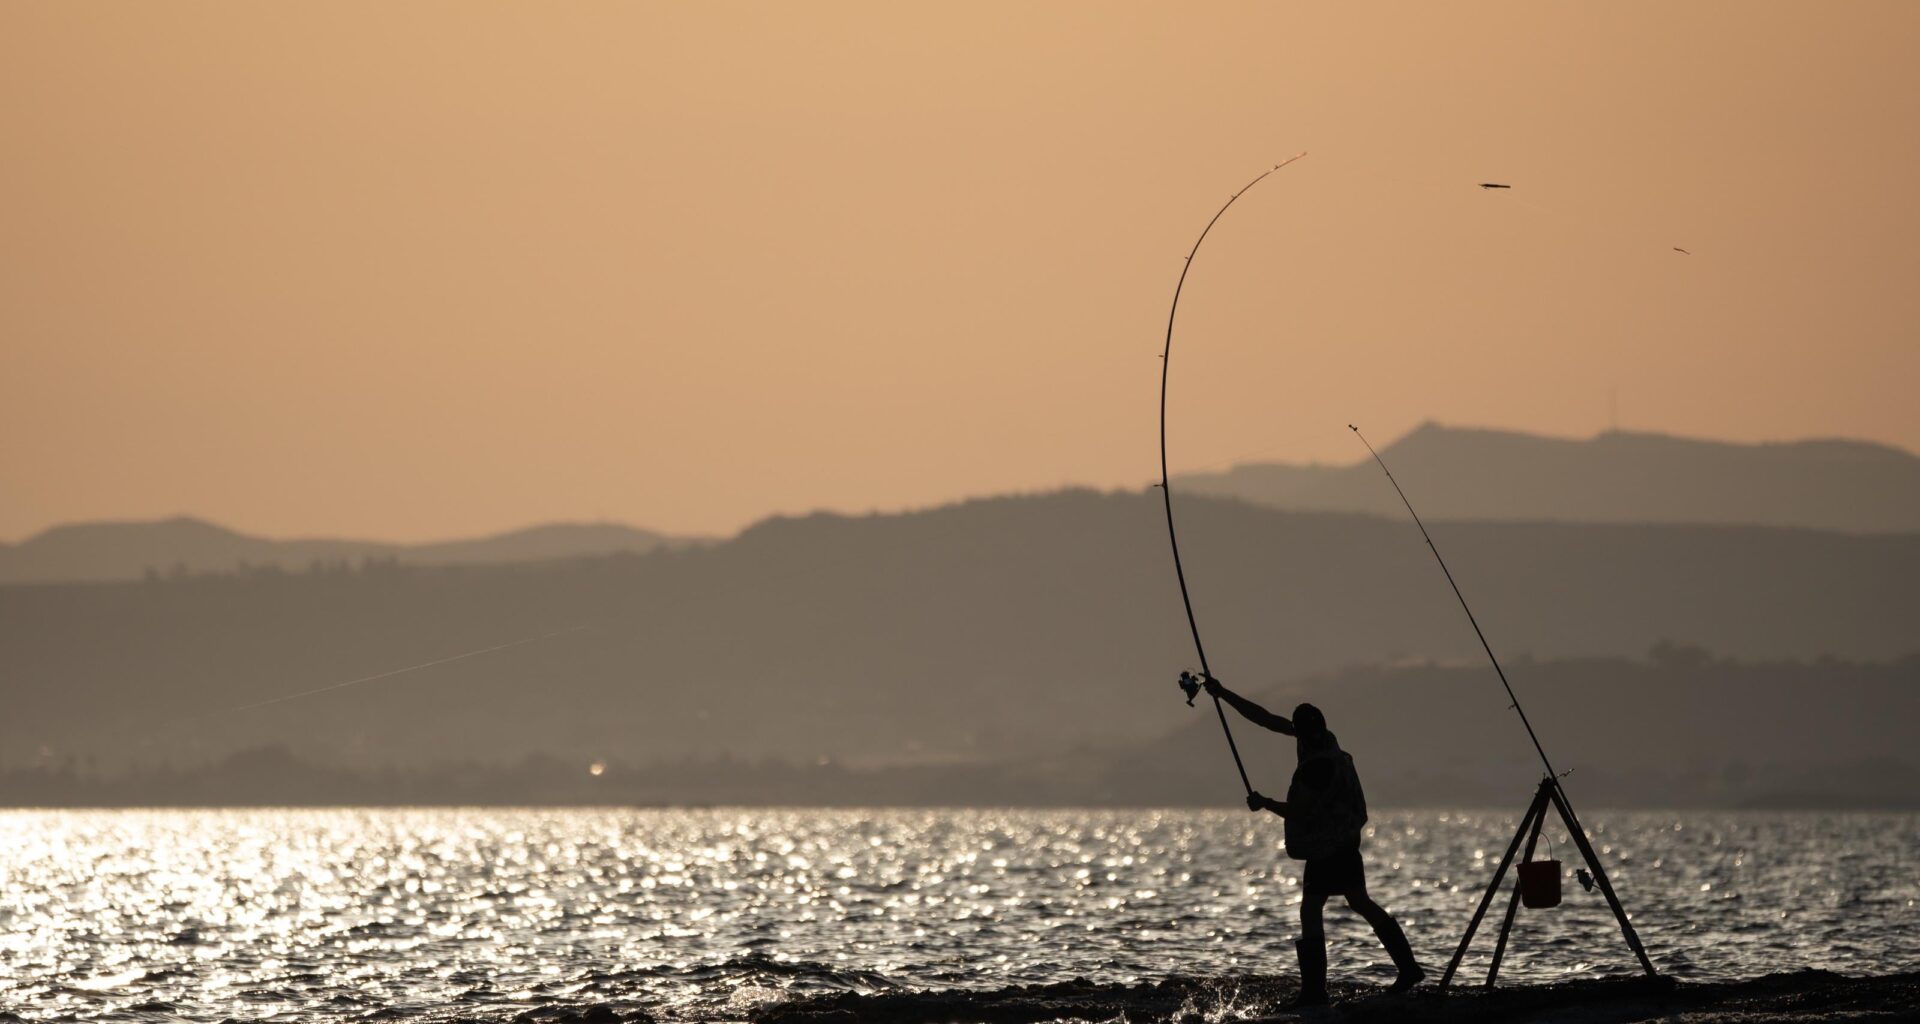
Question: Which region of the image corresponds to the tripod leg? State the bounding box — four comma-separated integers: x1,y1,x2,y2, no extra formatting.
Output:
1440,783,1548,990
1548,784,1657,977
1485,800,1547,985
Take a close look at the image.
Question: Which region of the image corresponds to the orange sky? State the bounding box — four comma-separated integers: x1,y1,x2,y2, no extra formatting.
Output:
4,2,1917,542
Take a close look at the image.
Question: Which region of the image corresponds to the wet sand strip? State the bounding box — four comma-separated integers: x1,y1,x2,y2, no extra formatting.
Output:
750,969,1920,1024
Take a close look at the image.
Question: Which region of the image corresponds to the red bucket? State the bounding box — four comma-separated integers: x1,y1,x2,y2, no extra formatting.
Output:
1518,859,1562,909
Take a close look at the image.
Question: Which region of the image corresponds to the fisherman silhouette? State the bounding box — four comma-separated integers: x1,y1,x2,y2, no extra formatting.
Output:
1203,676,1423,1006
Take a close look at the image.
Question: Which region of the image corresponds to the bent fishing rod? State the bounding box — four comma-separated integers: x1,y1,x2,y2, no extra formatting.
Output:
1158,154,1306,795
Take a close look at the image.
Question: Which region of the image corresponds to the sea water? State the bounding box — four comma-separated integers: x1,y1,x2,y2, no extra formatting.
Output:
2,808,1915,1021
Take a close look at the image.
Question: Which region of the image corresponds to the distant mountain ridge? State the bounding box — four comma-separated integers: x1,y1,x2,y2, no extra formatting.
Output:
4,489,1914,784
1175,423,1920,532
0,517,695,585
7,424,1914,584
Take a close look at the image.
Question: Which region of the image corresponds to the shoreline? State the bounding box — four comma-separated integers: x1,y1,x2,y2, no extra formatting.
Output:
749,969,1920,1024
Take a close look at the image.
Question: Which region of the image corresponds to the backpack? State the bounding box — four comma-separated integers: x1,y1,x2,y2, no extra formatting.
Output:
1283,746,1369,861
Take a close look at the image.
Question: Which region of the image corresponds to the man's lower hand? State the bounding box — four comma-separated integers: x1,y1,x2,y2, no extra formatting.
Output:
1246,790,1266,813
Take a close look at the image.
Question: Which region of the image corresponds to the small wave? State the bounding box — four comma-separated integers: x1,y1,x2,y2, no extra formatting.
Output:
673,952,901,993
500,1006,638,1024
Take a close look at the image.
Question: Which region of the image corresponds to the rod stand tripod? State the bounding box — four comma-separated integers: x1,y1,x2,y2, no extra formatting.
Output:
1440,777,1657,989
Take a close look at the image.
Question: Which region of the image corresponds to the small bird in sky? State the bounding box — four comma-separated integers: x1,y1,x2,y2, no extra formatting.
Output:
1478,183,1511,189
1673,247,1692,255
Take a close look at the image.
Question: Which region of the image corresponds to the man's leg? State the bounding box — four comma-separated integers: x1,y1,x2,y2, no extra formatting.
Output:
1346,888,1424,991
1292,892,1330,1007
1301,890,1328,947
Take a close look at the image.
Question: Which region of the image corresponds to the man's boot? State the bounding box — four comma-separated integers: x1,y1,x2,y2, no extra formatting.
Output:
1290,937,1329,1008
1373,914,1425,993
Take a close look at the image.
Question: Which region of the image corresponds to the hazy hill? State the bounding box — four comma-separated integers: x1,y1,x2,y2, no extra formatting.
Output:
0,517,690,584
3,490,1913,790
1176,423,1920,532
12,424,1913,586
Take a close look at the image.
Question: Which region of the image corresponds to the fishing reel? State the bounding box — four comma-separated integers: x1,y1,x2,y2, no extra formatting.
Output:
1177,670,1212,706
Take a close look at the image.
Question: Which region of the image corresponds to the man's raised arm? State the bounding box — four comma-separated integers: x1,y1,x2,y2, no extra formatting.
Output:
1202,677,1295,735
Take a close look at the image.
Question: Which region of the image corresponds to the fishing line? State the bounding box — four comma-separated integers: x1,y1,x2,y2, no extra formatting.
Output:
1488,187,1696,258
1166,424,1357,480
43,620,605,753
235,521,991,716
53,489,1105,759
1351,161,1696,259
221,624,594,713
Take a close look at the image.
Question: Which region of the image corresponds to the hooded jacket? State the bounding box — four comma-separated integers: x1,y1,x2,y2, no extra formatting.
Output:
1283,729,1369,861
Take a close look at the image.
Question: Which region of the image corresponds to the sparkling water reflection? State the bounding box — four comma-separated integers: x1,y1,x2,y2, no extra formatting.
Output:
1,808,1915,1021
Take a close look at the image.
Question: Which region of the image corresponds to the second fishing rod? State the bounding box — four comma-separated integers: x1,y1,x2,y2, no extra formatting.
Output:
1347,424,1590,831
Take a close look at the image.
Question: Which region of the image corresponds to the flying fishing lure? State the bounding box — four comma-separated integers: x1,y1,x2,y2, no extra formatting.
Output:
1157,154,1305,795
